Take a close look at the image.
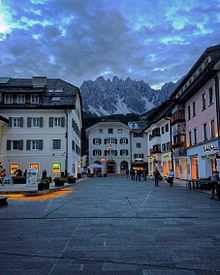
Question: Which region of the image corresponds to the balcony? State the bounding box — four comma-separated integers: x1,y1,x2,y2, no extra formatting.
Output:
171,111,185,125
151,128,160,137
173,147,187,157
172,134,186,148
150,144,161,154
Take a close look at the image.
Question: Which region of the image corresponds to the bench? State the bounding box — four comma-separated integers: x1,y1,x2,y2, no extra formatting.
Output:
0,196,8,206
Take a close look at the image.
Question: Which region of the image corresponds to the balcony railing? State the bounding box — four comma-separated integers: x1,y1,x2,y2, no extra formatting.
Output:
173,147,187,157
171,111,185,125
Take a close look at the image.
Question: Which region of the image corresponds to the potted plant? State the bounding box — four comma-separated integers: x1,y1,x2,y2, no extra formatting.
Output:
67,175,75,183
38,178,50,191
54,177,65,187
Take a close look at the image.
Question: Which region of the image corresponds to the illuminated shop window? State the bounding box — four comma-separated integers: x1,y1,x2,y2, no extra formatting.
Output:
52,163,61,173
30,163,39,174
10,164,19,175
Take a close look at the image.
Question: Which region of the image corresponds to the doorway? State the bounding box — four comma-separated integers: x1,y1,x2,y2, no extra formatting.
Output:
107,160,116,173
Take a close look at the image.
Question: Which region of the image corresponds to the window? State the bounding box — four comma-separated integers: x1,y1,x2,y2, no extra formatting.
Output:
53,139,61,149
209,87,213,105
104,150,117,156
93,138,101,145
189,131,192,145
27,117,43,128
9,164,19,175
52,163,61,173
136,142,141,148
202,93,206,110
210,119,215,138
7,140,23,150
120,138,128,144
72,140,75,151
194,128,197,144
203,123,207,141
120,149,128,156
26,140,43,150
161,126,164,134
117,129,122,134
9,117,23,128
104,138,117,144
30,94,39,104
165,124,169,132
17,94,25,104
192,102,196,117
134,133,143,137
134,154,144,159
188,106,191,120
4,94,13,104
99,129,104,134
108,128,113,134
49,117,65,127
30,163,39,174
93,149,101,156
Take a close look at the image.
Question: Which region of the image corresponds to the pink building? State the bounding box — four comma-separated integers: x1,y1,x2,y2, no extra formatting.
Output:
171,44,220,180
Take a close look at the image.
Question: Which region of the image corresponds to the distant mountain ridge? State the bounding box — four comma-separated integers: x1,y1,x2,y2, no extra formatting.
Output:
80,76,179,116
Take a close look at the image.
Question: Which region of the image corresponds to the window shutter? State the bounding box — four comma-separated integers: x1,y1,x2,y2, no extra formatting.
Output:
126,139,128,144
126,150,128,155
120,150,122,156
61,117,65,127
104,139,106,144
26,140,31,150
40,117,43,127
19,140,23,150
49,117,53,127
115,139,117,144
20,117,23,127
93,150,95,156
120,139,122,144
115,150,117,156
27,117,31,127
104,150,107,156
9,117,12,127
93,139,95,144
99,139,101,144
7,140,11,150
39,140,43,150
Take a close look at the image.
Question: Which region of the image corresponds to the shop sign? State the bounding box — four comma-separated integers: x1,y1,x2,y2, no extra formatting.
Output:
203,144,218,152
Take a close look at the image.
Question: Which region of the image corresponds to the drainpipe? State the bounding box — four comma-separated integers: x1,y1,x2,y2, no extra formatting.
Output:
64,109,68,177
212,74,220,170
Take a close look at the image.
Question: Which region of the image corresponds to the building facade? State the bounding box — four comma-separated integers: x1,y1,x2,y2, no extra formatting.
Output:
86,122,131,174
171,44,220,180
0,77,83,179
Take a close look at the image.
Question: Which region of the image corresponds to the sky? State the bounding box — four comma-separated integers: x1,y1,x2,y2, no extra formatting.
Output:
0,0,220,89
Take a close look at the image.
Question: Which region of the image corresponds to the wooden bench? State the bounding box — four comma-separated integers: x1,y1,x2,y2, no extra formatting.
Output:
0,196,8,206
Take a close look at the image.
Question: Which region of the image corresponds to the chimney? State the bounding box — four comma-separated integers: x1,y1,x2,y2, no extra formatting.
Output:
32,76,47,88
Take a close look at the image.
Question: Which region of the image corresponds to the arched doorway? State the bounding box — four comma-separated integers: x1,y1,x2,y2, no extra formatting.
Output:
120,161,128,174
107,160,116,173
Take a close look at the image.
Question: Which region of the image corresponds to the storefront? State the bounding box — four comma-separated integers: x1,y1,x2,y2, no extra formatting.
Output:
148,154,161,176
161,152,172,177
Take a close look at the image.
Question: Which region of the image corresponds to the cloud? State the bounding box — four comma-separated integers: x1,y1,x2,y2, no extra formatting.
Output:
0,0,220,88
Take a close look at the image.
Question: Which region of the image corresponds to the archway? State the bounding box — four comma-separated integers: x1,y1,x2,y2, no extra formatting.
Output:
120,161,128,174
107,160,116,173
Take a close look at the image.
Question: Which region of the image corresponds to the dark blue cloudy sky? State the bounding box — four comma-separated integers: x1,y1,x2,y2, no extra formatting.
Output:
1,0,220,88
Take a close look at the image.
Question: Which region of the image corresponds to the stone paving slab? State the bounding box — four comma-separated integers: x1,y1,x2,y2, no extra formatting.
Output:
0,176,220,274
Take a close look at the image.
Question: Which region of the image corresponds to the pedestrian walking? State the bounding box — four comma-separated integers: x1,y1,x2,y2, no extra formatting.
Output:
167,169,174,187
210,169,219,199
153,168,160,186
136,169,141,181
126,168,129,178
130,168,135,180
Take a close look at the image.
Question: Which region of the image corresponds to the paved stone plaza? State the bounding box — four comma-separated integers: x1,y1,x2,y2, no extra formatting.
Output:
0,176,220,274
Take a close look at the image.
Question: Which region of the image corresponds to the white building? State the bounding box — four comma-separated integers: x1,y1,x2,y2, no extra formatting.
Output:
0,77,82,179
86,121,131,174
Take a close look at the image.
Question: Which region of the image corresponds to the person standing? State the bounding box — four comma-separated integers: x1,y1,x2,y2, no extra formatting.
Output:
153,168,160,186
210,170,219,199
126,168,129,178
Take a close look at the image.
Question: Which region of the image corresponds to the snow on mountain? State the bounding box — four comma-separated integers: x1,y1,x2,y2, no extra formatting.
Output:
80,76,179,116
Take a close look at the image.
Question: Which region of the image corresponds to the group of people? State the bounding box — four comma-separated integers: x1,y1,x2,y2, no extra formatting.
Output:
126,168,147,181
153,168,174,187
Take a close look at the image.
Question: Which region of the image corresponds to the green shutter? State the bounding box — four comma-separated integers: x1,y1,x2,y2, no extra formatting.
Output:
19,140,23,150
40,117,43,127
26,140,31,150
39,140,43,150
6,140,11,150
61,117,65,127
49,117,53,127
9,117,12,127
20,117,23,127
27,117,31,127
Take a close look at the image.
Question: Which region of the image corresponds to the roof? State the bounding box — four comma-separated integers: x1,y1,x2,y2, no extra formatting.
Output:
171,44,220,99
0,77,81,109
86,121,131,133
